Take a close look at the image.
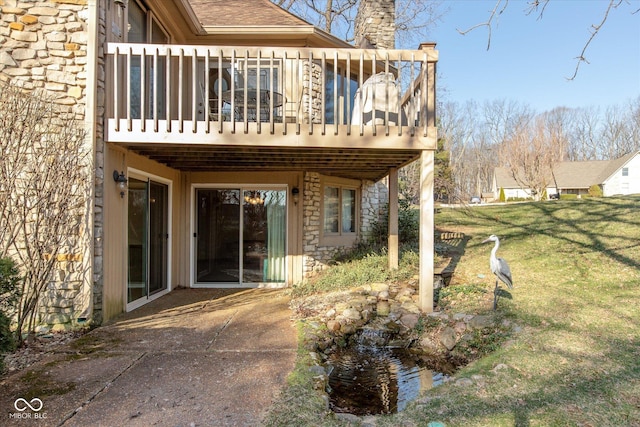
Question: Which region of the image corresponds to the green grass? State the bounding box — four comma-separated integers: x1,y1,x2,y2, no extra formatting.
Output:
266,196,640,426
289,249,420,298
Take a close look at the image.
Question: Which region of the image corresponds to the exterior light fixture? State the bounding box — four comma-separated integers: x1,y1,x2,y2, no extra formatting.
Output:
291,187,300,205
113,170,128,198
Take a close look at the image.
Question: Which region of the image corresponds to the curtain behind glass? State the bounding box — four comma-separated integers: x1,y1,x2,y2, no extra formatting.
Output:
266,191,286,282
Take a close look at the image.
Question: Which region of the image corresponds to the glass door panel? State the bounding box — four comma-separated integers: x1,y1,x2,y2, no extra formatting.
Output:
128,178,168,304
195,189,240,283
128,178,148,303
242,190,286,283
149,181,168,294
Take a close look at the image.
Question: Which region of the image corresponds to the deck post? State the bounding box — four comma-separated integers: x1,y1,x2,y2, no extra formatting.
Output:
419,150,435,313
388,167,399,270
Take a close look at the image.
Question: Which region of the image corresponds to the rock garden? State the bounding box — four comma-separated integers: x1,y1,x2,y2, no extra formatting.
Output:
289,273,516,415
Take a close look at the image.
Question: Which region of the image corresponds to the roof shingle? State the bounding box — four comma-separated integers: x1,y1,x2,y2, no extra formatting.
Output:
188,0,310,27
494,151,640,190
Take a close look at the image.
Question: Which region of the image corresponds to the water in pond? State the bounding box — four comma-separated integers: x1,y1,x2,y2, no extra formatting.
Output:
327,329,452,415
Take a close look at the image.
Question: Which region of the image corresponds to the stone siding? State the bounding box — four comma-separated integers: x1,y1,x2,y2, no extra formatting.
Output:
91,0,106,325
354,0,395,50
302,172,388,277
361,179,388,237
302,60,322,124
0,0,94,330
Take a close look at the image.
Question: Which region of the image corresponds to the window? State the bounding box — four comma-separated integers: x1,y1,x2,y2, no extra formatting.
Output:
622,167,629,177
127,0,169,119
325,67,358,124
235,58,282,92
323,185,357,236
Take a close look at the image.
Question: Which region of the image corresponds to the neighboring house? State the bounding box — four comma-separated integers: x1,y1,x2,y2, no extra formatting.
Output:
0,0,438,327
492,151,640,200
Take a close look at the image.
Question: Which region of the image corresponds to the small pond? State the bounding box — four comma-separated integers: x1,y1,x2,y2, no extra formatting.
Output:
327,329,456,415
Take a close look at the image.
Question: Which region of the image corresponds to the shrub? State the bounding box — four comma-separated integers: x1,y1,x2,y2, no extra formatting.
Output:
560,194,579,200
499,187,506,202
0,257,22,368
367,200,419,249
588,184,603,197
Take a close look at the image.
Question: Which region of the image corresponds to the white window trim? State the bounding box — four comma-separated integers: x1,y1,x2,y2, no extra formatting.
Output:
125,168,173,312
189,183,289,288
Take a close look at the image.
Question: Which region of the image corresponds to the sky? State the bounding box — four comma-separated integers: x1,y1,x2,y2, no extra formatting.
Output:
424,0,640,112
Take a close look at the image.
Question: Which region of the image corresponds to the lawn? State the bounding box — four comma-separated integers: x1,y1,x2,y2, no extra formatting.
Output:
266,196,640,426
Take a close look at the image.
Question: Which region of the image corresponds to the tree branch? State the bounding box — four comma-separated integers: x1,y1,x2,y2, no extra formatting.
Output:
456,0,509,50
565,0,622,80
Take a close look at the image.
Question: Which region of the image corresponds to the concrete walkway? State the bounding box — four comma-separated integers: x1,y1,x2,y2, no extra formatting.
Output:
1,288,297,426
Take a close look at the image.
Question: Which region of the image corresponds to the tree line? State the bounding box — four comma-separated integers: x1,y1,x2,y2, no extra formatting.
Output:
436,97,640,201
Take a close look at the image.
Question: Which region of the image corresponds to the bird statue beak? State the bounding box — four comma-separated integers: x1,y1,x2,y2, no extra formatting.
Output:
482,238,491,243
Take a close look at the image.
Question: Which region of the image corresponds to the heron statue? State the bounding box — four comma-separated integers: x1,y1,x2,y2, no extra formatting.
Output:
482,234,513,310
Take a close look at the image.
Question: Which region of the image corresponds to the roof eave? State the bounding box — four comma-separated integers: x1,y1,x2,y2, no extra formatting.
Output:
161,0,205,36
201,25,353,48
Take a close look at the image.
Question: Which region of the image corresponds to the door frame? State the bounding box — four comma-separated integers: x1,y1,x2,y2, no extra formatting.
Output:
190,183,289,288
126,168,173,311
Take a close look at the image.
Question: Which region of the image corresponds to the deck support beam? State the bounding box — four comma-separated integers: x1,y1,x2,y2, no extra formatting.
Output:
419,150,434,313
388,167,399,270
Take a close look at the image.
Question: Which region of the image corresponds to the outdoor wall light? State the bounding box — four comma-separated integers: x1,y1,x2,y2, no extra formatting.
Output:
291,187,300,205
113,170,128,198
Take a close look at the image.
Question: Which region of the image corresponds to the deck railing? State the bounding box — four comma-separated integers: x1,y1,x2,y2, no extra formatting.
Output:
105,43,437,145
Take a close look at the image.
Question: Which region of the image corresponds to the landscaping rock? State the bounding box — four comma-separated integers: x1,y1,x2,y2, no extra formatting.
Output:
370,282,389,293
454,321,467,334
419,336,439,352
336,413,361,423
440,326,457,350
455,377,473,387
400,313,420,329
376,301,390,316
492,363,509,372
326,320,340,332
469,315,493,329
342,308,361,321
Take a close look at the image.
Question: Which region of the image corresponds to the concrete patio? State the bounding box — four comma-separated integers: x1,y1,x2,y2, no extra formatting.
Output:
1,288,297,426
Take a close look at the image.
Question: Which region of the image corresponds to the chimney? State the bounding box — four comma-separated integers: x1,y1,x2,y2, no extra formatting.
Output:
354,0,395,50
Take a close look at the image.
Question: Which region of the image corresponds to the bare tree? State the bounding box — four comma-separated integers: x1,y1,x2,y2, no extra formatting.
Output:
439,100,478,200
500,113,563,200
566,106,601,161
440,96,639,200
0,83,89,344
601,103,638,159
457,0,639,80
273,0,445,45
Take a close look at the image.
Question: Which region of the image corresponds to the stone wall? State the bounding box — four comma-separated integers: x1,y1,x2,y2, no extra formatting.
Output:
302,60,322,124
91,0,107,326
302,172,328,275
354,0,395,50
0,0,94,331
361,179,388,237
302,172,388,277
0,0,89,115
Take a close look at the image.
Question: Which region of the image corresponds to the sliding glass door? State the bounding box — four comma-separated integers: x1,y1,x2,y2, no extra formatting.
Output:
195,189,240,282
128,177,169,305
195,187,286,286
